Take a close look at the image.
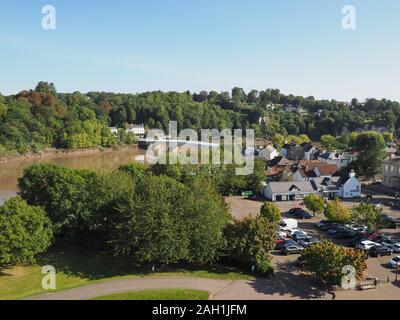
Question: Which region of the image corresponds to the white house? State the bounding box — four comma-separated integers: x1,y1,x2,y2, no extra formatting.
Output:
263,170,361,201
338,170,361,199
258,145,278,161
318,151,357,169
263,181,318,201
127,124,145,137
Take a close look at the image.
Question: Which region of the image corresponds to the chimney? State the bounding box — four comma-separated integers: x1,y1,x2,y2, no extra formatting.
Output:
349,170,356,178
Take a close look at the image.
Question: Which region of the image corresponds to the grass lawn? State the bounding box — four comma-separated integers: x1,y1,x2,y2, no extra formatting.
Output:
0,244,253,300
91,289,209,300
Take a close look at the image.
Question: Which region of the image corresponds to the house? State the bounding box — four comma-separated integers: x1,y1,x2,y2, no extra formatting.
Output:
302,143,317,160
280,143,316,161
318,151,357,169
257,145,278,161
263,181,318,201
382,158,400,189
127,124,146,137
292,161,339,182
263,170,361,201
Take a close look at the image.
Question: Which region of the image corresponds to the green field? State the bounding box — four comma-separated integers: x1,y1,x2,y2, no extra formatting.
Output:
0,244,253,300
91,289,209,300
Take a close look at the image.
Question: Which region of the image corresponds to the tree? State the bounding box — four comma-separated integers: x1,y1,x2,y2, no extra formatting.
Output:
301,241,367,286
321,135,337,151
260,203,281,224
119,162,148,182
225,215,275,276
18,164,98,237
352,203,385,232
304,194,325,217
0,197,53,266
353,131,386,178
272,134,285,150
109,174,230,265
245,160,266,193
324,199,352,224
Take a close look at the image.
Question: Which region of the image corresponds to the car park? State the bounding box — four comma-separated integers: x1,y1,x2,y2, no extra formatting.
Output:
368,245,393,257
389,256,400,269
281,244,304,255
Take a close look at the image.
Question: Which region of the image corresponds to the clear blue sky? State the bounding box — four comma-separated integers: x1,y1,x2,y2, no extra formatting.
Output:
1,0,399,101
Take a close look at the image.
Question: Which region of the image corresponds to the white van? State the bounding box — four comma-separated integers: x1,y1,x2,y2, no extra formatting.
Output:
279,219,298,231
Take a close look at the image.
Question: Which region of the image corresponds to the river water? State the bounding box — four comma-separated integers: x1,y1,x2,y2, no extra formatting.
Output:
0,146,145,204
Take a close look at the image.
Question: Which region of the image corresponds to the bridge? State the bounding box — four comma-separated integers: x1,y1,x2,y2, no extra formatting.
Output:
138,138,220,149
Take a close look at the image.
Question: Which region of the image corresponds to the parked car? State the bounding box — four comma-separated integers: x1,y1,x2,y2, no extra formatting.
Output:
297,237,320,248
381,242,400,254
294,210,313,220
321,222,336,231
279,219,298,231
288,208,303,214
275,239,297,250
387,217,400,229
281,244,304,255
292,233,309,242
315,220,330,228
368,245,393,257
357,240,380,251
289,229,307,237
389,256,400,269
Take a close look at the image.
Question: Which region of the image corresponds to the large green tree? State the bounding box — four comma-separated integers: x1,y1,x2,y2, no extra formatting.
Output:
0,197,53,266
352,131,386,178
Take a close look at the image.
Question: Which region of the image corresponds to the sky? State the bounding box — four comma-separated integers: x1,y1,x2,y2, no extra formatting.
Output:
0,0,399,101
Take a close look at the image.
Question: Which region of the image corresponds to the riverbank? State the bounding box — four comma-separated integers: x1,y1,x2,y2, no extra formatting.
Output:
0,144,139,164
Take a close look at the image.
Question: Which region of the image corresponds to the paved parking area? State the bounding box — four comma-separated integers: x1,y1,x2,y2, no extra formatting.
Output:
226,194,400,299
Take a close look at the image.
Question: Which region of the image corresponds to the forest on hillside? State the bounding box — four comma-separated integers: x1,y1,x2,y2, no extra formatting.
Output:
1,82,399,156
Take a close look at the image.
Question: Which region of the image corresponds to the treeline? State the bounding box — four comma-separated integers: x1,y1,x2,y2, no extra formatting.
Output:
1,82,399,156
0,162,277,275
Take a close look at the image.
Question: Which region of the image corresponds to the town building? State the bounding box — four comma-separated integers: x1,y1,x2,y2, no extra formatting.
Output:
382,158,400,189
280,142,316,161
263,170,361,201
318,151,358,169
127,124,146,137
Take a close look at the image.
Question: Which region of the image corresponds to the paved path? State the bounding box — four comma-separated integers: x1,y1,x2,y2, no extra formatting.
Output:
27,274,400,300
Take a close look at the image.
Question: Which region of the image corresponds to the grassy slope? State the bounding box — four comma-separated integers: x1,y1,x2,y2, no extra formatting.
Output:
0,244,253,300
91,289,209,300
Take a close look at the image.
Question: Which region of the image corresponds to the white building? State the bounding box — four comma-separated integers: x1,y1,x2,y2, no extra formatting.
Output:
258,145,278,161
263,170,361,201
318,151,357,169
127,124,145,137
338,171,361,199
